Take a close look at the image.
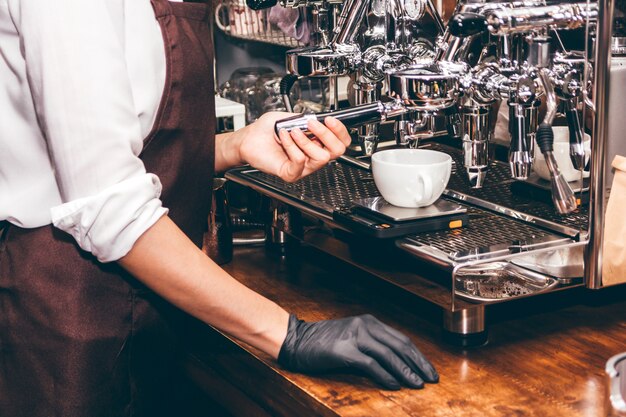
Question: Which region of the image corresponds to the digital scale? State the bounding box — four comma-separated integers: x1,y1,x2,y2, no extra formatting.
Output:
510,174,590,206
333,197,469,238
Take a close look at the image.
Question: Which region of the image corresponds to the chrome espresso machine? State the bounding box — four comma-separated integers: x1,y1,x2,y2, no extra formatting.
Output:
226,0,626,344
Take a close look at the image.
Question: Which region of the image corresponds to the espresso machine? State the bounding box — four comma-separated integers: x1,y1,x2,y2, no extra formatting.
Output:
227,0,624,345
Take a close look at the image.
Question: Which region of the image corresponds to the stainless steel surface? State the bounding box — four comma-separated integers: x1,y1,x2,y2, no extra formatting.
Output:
587,0,614,289
387,65,459,110
545,151,578,215
330,0,369,48
526,36,551,68
454,262,559,303
229,141,590,234
226,146,585,260
233,237,267,245
424,142,588,236
612,36,626,55
443,307,485,334
461,105,490,189
353,197,466,222
511,245,585,280
508,103,533,180
228,0,618,307
485,2,598,35
338,154,371,171
538,68,578,215
286,47,351,77
607,56,626,186
401,211,572,264
509,150,533,180
274,102,384,135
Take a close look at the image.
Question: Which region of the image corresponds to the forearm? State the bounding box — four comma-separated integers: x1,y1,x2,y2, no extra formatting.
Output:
215,130,245,173
118,215,289,358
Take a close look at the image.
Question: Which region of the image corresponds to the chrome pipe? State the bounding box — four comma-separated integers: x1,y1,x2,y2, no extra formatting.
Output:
587,0,615,289
485,2,599,35
461,105,491,188
331,0,369,48
537,68,577,215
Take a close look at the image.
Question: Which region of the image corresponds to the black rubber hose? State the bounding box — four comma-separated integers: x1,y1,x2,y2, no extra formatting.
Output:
280,74,300,112
536,122,555,154
280,74,300,96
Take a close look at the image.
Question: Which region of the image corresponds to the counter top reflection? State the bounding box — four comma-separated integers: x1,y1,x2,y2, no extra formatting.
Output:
183,244,626,417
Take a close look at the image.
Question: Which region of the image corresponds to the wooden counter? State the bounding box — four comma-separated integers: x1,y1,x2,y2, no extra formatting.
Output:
182,244,626,417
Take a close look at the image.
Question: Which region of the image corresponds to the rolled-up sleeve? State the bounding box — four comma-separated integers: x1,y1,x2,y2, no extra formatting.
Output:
9,0,167,262
51,174,168,262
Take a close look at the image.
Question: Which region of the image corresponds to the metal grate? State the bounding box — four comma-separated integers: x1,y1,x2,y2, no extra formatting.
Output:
405,207,553,255
215,0,304,48
248,162,380,212
422,142,589,231
242,160,566,259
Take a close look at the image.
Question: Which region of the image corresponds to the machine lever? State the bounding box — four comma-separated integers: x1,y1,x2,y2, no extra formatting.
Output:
448,13,489,38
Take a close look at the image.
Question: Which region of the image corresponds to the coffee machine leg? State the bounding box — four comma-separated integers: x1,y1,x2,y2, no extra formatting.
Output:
265,200,301,258
442,306,488,347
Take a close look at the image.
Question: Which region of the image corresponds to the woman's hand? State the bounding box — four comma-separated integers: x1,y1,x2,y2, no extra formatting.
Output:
278,314,439,390
237,112,352,182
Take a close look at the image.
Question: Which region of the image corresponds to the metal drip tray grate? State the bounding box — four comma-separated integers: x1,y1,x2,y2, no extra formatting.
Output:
246,162,380,213
231,159,572,263
405,208,554,256
422,142,589,232
463,182,588,230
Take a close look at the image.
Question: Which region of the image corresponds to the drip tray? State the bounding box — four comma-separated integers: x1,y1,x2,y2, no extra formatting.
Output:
454,262,559,304
510,174,590,206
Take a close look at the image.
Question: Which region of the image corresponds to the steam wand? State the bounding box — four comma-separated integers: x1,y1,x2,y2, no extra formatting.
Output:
536,69,578,214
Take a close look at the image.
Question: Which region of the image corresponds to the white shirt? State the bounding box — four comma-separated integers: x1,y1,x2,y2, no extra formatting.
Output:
0,0,184,262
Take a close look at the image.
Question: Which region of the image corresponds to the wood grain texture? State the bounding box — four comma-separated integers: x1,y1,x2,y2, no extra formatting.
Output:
183,244,626,417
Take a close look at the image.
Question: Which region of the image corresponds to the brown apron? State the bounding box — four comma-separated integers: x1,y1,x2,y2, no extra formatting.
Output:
0,1,215,416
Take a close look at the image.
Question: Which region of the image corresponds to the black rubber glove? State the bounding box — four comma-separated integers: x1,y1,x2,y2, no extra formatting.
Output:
277,314,438,390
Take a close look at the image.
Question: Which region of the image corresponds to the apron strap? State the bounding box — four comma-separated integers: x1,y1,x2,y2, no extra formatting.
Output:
150,0,173,18
151,0,210,20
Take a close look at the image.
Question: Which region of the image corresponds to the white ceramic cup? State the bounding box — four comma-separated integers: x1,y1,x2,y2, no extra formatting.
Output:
533,126,591,182
371,149,452,208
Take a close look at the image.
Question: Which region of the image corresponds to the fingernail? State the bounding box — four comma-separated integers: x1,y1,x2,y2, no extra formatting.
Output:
307,118,322,129
276,129,286,144
325,116,338,126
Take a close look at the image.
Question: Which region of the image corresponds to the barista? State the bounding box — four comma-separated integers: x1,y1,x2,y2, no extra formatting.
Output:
0,1,438,416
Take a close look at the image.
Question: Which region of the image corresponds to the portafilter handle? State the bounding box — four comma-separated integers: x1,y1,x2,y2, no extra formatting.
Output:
274,102,386,136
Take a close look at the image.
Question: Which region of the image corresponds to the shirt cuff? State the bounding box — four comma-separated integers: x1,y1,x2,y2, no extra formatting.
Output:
51,173,168,262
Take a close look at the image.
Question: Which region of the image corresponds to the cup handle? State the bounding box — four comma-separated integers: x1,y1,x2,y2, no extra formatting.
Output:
416,174,433,205
215,3,230,32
